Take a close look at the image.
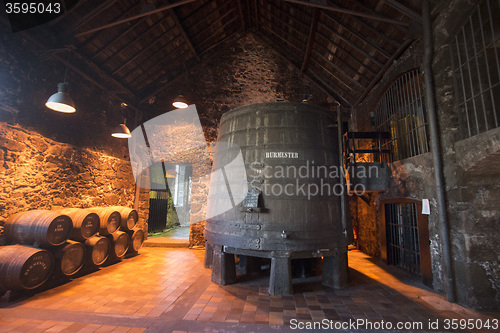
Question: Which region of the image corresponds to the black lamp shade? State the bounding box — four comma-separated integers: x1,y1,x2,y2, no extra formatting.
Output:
172,95,188,108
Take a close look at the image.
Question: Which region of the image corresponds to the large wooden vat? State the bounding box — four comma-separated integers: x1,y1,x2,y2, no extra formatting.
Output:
5,210,73,247
205,102,349,295
0,245,53,290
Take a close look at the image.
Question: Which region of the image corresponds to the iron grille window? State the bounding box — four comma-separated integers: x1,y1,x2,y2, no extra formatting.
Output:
450,0,500,139
374,70,429,161
385,202,421,276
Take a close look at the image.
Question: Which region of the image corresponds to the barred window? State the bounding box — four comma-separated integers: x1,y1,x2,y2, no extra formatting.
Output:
374,70,429,161
450,0,500,139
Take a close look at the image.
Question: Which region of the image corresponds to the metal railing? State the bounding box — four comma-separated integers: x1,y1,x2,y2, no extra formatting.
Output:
450,0,500,139
374,69,430,161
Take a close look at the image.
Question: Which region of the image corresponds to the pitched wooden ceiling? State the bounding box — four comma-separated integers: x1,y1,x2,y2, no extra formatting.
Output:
13,0,438,108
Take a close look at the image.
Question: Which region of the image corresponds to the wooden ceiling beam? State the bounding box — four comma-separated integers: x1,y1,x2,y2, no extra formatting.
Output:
334,0,403,49
74,0,196,38
238,0,246,30
321,11,391,60
354,39,413,106
183,1,233,34
382,0,422,23
283,0,409,26
254,32,350,106
266,0,310,32
101,15,173,66
259,15,305,57
318,19,383,68
301,8,318,73
165,0,200,61
311,49,366,90
113,28,180,77
304,67,352,106
310,57,362,96
72,0,118,32
314,31,377,78
191,7,237,42
196,15,240,51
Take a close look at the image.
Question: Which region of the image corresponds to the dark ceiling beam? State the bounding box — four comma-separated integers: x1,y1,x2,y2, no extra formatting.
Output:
283,0,409,26
48,0,87,26
259,16,305,57
349,0,407,34
101,15,172,66
266,0,310,32
310,57,362,96
165,0,200,61
183,0,233,34
112,28,179,76
70,50,136,98
334,0,403,49
191,7,237,42
196,15,240,51
91,15,147,60
72,0,118,32
382,0,422,23
318,20,384,68
254,32,350,106
354,38,413,106
304,67,352,106
311,49,366,90
238,0,246,30
314,31,377,78
301,8,318,73
254,0,259,31
264,10,308,43
74,0,196,38
321,11,391,60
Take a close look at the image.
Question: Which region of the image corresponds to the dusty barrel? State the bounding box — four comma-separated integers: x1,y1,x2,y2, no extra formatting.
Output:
205,102,343,252
108,231,130,258
52,240,86,276
0,245,53,290
126,228,145,253
88,207,121,235
5,210,73,247
55,208,100,241
85,236,110,266
110,206,138,231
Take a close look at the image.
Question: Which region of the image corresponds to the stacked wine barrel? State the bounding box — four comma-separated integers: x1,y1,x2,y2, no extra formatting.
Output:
0,207,144,294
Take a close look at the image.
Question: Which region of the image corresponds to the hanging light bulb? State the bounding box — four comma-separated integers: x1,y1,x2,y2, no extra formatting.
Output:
45,82,76,113
172,95,189,108
112,118,132,138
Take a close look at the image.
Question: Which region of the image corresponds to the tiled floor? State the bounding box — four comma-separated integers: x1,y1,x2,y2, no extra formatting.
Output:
0,248,498,333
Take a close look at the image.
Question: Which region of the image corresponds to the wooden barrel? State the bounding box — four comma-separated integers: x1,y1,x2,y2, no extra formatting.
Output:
0,245,53,290
111,206,138,231
205,102,343,252
5,210,73,247
126,228,145,253
52,240,86,276
109,231,130,258
88,207,121,235
55,208,100,241
85,236,110,266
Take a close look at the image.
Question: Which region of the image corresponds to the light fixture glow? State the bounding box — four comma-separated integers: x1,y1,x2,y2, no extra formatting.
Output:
112,123,132,138
172,95,188,108
45,82,76,113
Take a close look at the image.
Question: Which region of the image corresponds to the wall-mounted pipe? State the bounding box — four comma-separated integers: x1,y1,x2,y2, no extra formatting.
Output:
422,0,456,302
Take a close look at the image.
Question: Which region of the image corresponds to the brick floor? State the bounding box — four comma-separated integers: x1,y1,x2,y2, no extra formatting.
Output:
0,248,498,333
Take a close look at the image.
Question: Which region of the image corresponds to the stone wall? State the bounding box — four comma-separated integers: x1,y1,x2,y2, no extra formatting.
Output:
351,0,500,309
0,122,147,244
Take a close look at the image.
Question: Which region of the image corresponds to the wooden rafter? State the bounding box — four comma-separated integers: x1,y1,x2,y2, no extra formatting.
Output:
283,0,409,26
191,7,237,43
310,57,361,96
72,0,118,32
314,31,377,78
165,0,200,61
74,0,196,38
238,0,246,30
318,18,383,68
312,49,366,90
354,39,413,106
382,0,422,23
321,11,392,60
301,8,318,73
